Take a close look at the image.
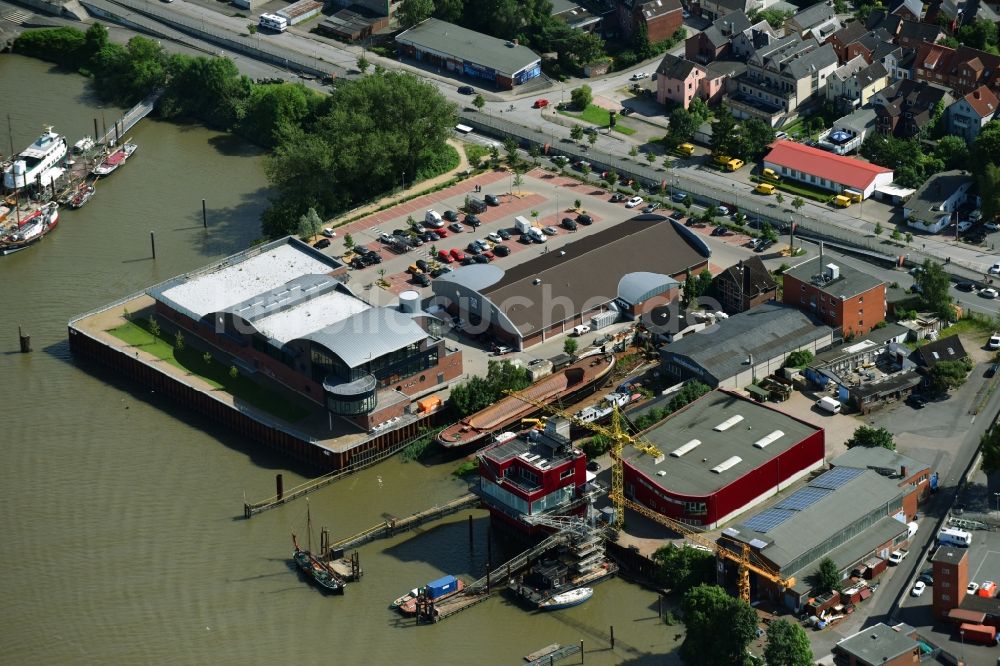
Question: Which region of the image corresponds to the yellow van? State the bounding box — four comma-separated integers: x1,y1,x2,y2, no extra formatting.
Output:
762,167,780,181
714,154,732,165
678,143,695,156
726,158,745,171
755,182,775,195
407,264,423,275
843,189,863,203
832,194,852,208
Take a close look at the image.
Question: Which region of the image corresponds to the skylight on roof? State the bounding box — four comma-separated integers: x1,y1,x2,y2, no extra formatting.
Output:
671,439,702,457
711,456,743,473
714,415,744,431
754,430,785,449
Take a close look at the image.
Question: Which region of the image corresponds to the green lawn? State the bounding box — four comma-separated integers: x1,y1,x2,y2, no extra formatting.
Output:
771,178,832,203
939,317,995,341
464,144,490,168
559,104,637,135
108,319,311,423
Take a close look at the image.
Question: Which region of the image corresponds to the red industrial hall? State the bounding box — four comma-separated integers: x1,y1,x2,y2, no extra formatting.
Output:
623,391,825,528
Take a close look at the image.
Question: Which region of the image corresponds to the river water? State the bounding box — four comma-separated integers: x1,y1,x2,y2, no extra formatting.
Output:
0,55,676,665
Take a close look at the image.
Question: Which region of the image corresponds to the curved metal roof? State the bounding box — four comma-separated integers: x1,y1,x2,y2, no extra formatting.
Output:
295,307,428,369
434,263,504,292
617,271,678,305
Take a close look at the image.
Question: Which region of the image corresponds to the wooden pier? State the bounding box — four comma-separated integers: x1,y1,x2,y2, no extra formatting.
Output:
524,643,583,665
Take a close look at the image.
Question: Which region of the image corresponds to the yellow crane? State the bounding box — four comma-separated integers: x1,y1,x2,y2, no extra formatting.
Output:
505,389,794,603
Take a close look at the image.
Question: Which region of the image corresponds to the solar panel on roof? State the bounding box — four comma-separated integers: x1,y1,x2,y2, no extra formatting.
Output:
776,486,831,510
812,466,865,489
742,508,796,533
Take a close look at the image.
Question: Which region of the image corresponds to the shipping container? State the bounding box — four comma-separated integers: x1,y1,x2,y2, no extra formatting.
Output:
427,575,459,599
863,557,887,579
590,311,618,330
959,623,997,645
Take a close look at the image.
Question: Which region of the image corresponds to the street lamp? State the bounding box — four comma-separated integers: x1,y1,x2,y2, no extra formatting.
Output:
994,491,1000,513
960,629,965,664
401,171,405,191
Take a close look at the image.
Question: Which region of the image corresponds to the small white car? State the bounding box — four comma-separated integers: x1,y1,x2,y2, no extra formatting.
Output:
911,581,926,597
990,333,1000,350
716,205,731,216
322,227,336,238
968,581,981,594
990,262,1000,275
626,196,644,208
981,288,999,299
486,232,502,243
630,72,648,81
888,549,907,565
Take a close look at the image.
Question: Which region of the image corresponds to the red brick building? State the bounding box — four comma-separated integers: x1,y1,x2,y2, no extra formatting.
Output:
617,0,684,43
477,420,589,534
834,623,923,666
913,41,1000,96
782,254,886,337
932,546,969,619
623,390,825,529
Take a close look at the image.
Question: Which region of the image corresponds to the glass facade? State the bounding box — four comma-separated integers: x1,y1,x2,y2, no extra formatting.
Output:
309,341,439,388
530,486,574,514
481,479,529,515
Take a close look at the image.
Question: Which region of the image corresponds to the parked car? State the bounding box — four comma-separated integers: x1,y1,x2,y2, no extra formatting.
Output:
493,345,512,355
986,221,1000,231
458,85,475,95
576,214,593,225
349,258,366,269
450,248,466,262
586,460,600,472
437,250,454,263
465,215,481,228
981,287,999,299
472,254,489,264
413,273,431,287
497,229,511,240
919,569,934,585
486,231,502,243
625,196,644,208
911,581,926,597
957,220,974,233
466,243,481,255
990,262,1000,274
312,238,331,249
533,98,549,108
361,250,381,265
493,244,511,257
485,194,500,206
431,266,452,278
610,193,626,202
322,227,336,238
907,394,927,408
711,226,728,236
979,580,997,597
448,222,464,233
716,205,731,216
888,549,908,565
435,228,448,238
543,226,559,236
671,192,687,203
378,232,394,244
956,281,976,292
755,239,774,253
443,210,459,222
630,72,648,80
642,202,661,213
968,581,981,594
989,333,1000,350
561,217,578,230
986,363,999,378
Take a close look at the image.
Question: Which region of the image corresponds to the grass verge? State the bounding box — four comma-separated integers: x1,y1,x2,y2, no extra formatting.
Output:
559,104,637,135
108,319,311,423
464,144,490,169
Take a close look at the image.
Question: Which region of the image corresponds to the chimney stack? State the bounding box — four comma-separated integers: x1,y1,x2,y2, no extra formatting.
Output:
900,465,907,478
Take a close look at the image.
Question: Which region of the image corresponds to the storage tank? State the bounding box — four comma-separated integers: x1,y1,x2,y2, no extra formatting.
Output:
398,290,420,313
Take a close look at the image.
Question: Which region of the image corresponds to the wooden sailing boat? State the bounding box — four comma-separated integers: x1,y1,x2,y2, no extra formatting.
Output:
290,502,345,593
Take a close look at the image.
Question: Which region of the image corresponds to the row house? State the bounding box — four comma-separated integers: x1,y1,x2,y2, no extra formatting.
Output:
695,0,759,22
784,3,840,40
887,0,924,20
872,78,954,138
913,42,1000,97
731,18,779,60
656,54,736,107
864,11,944,50
725,36,839,126
947,85,999,142
685,10,751,63
825,56,890,112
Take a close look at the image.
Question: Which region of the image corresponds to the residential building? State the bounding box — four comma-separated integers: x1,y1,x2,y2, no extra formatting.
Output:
685,11,752,64
872,78,954,138
895,19,944,49
888,0,924,20
912,42,1000,96
396,19,542,89
831,446,933,517
432,217,705,350
660,303,834,388
817,106,878,155
696,0,759,22
762,140,894,198
477,419,589,534
617,0,684,43
623,390,825,529
711,256,777,314
730,19,779,60
826,21,869,63
913,334,969,369
316,6,388,41
701,60,744,104
784,3,840,40
782,255,887,337
834,623,923,666
656,54,706,108
903,170,976,233
947,85,999,142
146,237,463,431
725,37,839,126
550,0,603,32
717,466,912,608
874,42,915,82
932,546,969,619
825,56,890,111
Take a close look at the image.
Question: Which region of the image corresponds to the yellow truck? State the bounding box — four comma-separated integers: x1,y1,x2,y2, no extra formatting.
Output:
832,194,852,208
725,158,745,171
762,167,781,181
755,182,775,195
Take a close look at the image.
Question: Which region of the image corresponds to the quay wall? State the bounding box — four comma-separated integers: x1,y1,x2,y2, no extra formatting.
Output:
67,323,445,472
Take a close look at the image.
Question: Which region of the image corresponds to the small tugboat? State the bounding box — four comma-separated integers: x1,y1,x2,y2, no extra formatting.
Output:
68,183,95,209
92,141,138,176
0,202,59,255
391,588,419,609
538,587,593,611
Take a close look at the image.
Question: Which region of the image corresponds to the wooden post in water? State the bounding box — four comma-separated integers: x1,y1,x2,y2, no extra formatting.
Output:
468,514,474,553
93,118,99,143
149,231,156,259
202,199,208,229
275,473,284,500
610,626,615,649
580,640,584,664
18,326,31,353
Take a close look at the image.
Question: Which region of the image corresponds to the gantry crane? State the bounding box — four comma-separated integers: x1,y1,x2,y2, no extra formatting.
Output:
505,389,794,603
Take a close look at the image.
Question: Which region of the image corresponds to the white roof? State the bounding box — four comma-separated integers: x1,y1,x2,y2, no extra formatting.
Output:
160,243,335,319
251,290,370,343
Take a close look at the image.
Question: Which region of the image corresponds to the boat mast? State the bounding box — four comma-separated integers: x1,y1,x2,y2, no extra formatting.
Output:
306,500,312,554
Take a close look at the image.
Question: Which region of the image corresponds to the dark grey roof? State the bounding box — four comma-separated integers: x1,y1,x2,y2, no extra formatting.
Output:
890,0,923,16
785,256,884,299
914,334,968,368
784,257,883,304
713,256,776,298
435,263,504,292
789,3,835,29
849,370,922,399
931,545,967,564
297,306,428,368
661,303,832,384
857,61,889,86
396,18,540,77
318,5,381,37
832,445,929,476
810,322,908,368
836,624,920,665
624,390,820,497
897,18,942,42
834,107,878,134
640,0,682,21
703,11,752,47
905,169,975,224
656,53,700,80
784,43,838,80
721,468,903,571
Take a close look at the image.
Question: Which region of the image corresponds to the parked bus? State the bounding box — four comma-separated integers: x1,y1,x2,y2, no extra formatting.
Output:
258,13,288,32
937,527,972,547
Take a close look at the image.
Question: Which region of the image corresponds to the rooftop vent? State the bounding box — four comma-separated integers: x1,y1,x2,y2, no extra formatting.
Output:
824,263,840,281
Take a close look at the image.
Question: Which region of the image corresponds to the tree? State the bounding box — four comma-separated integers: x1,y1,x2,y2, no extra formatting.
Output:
513,169,524,193
489,143,501,165
665,107,698,148
973,120,1000,174
784,350,813,368
248,23,257,35
605,170,618,189
92,36,168,106
755,8,792,28
343,233,354,249
570,84,593,110
563,337,578,356
775,192,784,206
978,162,1000,226
764,619,814,666
981,427,1000,473
148,316,160,338
397,0,434,27
929,359,973,393
449,360,532,417
681,585,757,665
651,544,715,593
688,96,710,124
741,118,776,160
846,425,896,451
473,93,485,111
682,194,693,208
229,365,239,379
174,330,185,350
632,15,653,60
914,259,953,320
240,82,321,148
570,124,584,141
84,22,109,61
710,108,738,158
629,145,639,157
588,132,598,146
356,55,370,74
433,0,463,22
574,198,581,209
906,232,913,243
874,221,883,236
791,196,805,212
503,136,519,165
813,557,842,594
934,135,970,170
297,207,322,239
645,151,657,164
958,18,999,51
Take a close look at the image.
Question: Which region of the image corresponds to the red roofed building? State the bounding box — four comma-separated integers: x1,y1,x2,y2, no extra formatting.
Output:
762,140,894,199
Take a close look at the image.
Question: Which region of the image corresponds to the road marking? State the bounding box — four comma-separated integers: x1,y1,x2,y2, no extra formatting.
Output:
2,9,32,23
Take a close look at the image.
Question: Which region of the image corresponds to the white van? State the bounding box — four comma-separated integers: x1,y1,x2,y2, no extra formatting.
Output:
527,227,546,243
572,325,591,336
938,528,972,547
425,210,444,228
815,396,841,414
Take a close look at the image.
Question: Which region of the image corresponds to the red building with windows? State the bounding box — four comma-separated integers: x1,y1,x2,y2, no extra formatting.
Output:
477,420,590,534
782,254,887,338
623,391,825,529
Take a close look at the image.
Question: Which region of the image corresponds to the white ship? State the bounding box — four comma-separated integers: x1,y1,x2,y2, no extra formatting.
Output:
3,127,68,191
